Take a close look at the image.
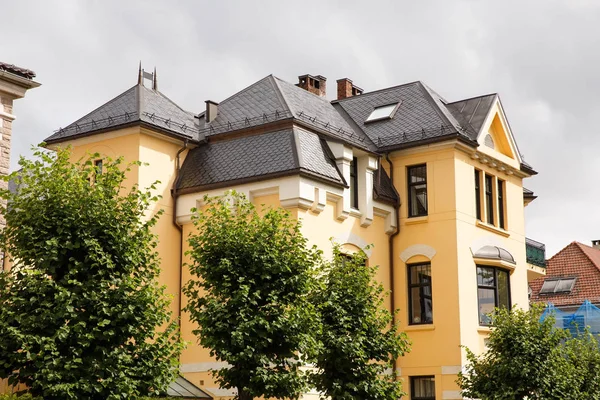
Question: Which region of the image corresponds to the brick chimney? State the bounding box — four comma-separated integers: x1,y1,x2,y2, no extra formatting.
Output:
336,78,363,100
296,74,326,97
592,240,600,250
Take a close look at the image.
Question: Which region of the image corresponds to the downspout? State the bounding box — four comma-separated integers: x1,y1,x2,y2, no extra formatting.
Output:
385,152,401,376
173,139,188,329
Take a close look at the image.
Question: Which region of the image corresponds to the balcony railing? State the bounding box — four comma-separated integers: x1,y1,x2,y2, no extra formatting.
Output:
526,238,546,268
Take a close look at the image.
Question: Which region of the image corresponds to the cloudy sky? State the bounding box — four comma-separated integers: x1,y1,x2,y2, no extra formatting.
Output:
2,0,598,255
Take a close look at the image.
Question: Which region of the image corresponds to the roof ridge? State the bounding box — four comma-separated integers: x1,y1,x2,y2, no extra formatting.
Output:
62,84,140,130
574,242,600,272
270,75,294,116
447,92,498,105
333,80,422,103
218,74,275,106
151,86,195,115
417,81,459,132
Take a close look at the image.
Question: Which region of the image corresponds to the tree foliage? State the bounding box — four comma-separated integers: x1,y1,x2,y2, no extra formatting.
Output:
312,245,410,400
0,148,182,400
458,305,600,400
183,192,320,400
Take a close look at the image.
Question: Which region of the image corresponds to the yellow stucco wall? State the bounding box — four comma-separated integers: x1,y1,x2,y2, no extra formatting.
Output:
37,115,531,399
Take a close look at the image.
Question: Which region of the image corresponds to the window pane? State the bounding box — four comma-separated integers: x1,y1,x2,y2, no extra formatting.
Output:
497,270,510,310
350,157,358,209
409,264,433,324
555,278,575,293
475,170,481,221
412,376,435,399
485,174,494,224
498,179,505,229
478,288,495,325
410,166,426,183
410,184,427,216
540,280,558,294
477,266,495,286
366,103,398,122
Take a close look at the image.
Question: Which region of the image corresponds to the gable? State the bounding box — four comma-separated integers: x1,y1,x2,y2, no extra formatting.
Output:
530,242,600,307
476,100,522,166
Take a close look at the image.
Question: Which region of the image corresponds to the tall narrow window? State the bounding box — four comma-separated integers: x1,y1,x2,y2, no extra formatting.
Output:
477,266,511,326
408,263,433,324
475,169,481,221
498,179,505,229
411,376,436,400
94,159,103,175
485,174,494,225
350,157,358,209
408,164,427,217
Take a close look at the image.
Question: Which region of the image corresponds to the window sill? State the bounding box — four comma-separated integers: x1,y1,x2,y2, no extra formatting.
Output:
405,215,429,225
477,326,493,334
476,220,509,237
404,324,435,332
349,208,362,218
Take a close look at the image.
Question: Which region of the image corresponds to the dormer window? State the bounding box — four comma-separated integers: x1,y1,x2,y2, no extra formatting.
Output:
365,102,401,123
540,278,576,294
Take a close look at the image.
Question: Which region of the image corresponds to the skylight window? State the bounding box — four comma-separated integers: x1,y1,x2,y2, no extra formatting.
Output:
365,102,400,123
540,278,576,294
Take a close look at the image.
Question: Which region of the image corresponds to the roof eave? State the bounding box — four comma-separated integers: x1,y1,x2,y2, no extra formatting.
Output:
43,120,202,147
176,168,345,196
376,132,477,153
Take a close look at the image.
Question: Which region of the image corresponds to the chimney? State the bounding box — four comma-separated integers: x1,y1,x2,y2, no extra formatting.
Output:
205,100,219,123
592,240,600,250
296,74,327,97
336,78,363,100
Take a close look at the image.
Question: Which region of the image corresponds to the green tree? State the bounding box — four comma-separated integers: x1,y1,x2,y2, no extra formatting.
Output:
183,192,320,400
0,148,182,400
458,305,600,400
312,246,410,400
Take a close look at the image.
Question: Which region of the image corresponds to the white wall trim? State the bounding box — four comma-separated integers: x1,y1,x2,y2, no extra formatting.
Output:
400,244,437,262
441,365,462,375
442,390,462,399
333,232,372,258
180,362,231,373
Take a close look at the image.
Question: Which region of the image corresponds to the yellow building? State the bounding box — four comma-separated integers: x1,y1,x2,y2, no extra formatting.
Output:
43,69,543,400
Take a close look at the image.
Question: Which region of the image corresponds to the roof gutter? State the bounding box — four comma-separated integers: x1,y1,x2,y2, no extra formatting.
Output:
385,152,401,378
172,139,189,330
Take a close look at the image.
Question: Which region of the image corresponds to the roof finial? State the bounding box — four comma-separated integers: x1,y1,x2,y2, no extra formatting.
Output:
137,61,142,85
153,67,158,91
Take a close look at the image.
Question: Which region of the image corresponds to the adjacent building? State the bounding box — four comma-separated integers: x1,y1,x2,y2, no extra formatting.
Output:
0,61,40,230
42,68,542,400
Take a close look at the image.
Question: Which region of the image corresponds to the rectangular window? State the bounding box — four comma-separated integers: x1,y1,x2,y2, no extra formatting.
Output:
477,266,511,326
498,179,505,229
484,174,494,225
94,159,103,175
475,169,482,221
350,157,358,209
408,164,427,217
411,376,436,400
408,263,433,325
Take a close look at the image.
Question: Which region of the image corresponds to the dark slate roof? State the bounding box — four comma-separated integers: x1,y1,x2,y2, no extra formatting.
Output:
0,61,36,79
44,84,202,144
446,94,496,135
167,376,212,399
195,75,375,151
334,81,476,150
373,168,398,205
177,127,345,191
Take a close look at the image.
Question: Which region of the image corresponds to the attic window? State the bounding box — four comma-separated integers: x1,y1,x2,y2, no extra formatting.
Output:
365,102,400,123
540,278,576,294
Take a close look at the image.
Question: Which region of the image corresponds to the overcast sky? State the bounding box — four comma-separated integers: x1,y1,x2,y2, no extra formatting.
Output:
2,0,598,255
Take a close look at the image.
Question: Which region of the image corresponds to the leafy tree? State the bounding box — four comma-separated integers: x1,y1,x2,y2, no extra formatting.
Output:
0,148,182,400
458,305,600,400
183,192,320,400
312,245,410,400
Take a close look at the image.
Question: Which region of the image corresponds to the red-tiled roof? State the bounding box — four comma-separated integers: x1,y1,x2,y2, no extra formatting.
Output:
0,61,36,79
530,242,600,307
